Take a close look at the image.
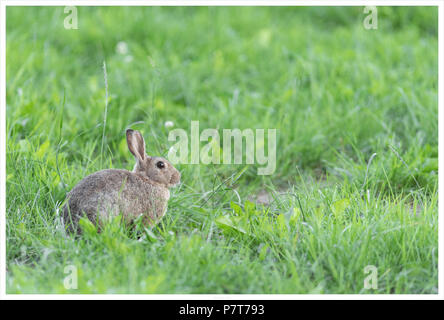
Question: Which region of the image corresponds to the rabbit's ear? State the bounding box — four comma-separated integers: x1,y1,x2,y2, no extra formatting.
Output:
126,129,146,161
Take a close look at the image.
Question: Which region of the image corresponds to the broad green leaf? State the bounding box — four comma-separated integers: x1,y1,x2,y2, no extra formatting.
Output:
215,215,247,235
331,198,350,217
276,213,288,234
79,217,97,235
36,140,50,159
144,228,158,242
285,206,301,225
230,201,243,216
245,200,259,216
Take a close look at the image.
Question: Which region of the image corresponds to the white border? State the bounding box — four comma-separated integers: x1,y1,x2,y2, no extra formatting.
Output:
0,0,442,300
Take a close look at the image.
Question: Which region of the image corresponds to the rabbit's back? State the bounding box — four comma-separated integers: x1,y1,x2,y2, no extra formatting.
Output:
63,169,169,233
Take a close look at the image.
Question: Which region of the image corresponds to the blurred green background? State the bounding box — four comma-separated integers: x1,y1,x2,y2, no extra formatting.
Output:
6,6,438,294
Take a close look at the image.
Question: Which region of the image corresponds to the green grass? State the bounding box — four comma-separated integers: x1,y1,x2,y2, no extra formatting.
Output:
6,6,438,294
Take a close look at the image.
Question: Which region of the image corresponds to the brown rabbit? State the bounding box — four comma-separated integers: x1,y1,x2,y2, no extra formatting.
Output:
63,129,181,234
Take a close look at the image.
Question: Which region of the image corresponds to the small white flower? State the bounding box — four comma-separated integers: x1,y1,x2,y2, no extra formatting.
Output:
165,121,174,128
116,41,129,55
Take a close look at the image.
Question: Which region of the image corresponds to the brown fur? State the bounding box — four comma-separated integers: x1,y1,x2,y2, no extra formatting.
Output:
63,129,180,234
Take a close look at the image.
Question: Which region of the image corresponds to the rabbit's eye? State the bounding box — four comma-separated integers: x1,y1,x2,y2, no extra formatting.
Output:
156,161,165,169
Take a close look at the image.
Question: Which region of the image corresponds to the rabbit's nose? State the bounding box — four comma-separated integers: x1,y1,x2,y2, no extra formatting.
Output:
170,170,181,186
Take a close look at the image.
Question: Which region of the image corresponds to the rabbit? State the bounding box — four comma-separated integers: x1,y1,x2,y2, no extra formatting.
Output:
63,129,181,234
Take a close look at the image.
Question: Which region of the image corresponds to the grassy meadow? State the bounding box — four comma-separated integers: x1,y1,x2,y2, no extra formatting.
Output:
5,6,438,294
